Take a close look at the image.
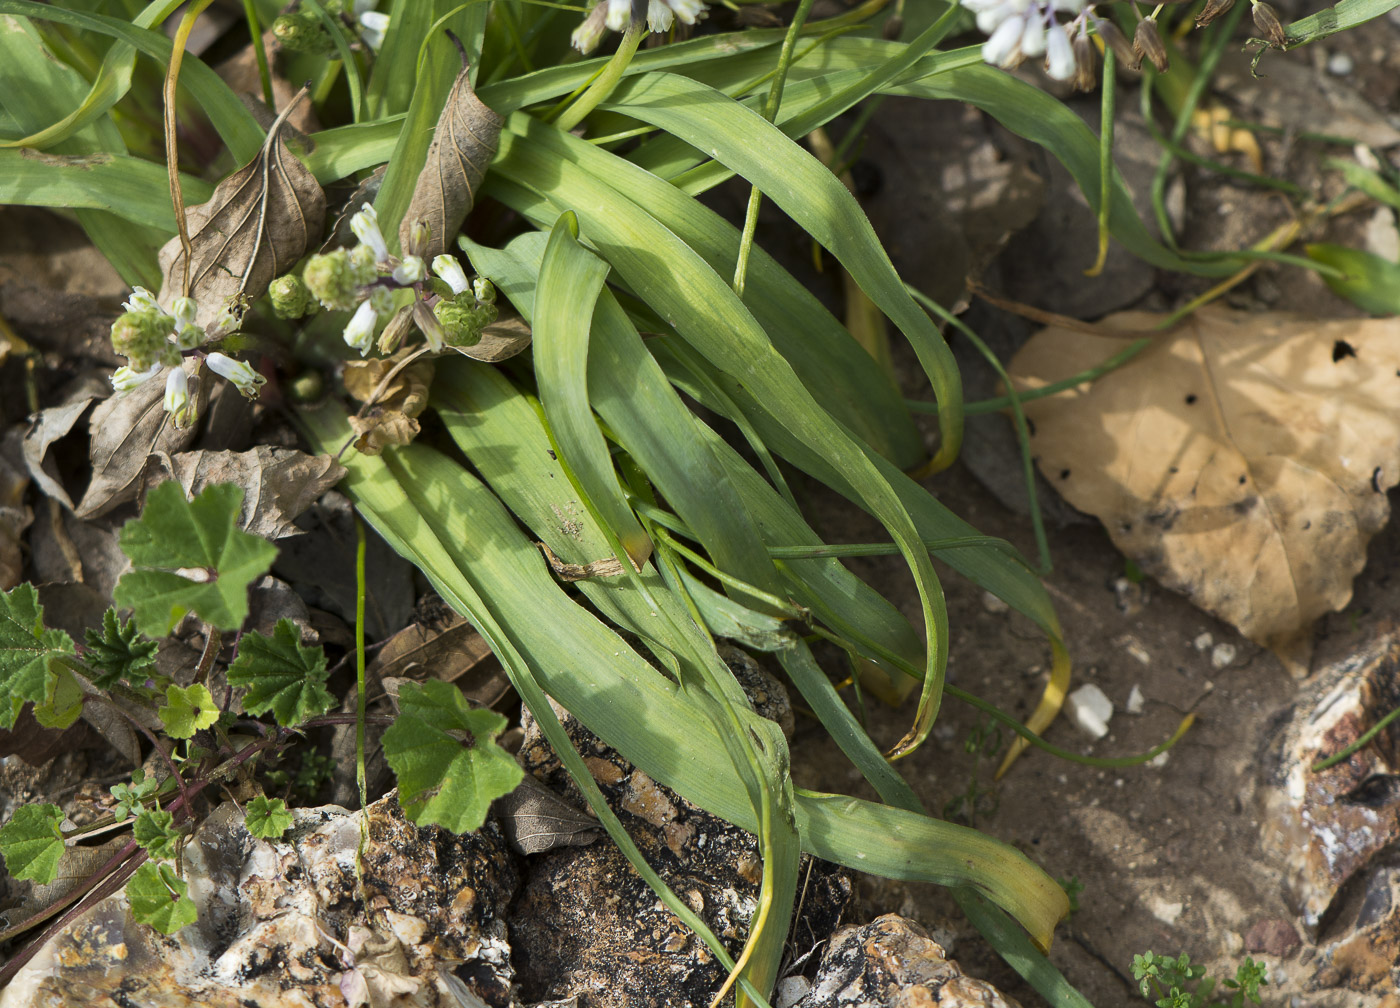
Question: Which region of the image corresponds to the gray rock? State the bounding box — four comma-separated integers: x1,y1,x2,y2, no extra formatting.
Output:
793,914,1022,1008
0,794,519,1008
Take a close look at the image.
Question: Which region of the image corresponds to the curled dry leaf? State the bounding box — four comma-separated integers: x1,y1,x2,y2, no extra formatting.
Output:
1010,307,1400,673
536,541,624,582
76,361,205,519
156,91,326,331
494,774,601,856
398,59,502,258
1,430,34,591
344,347,434,455
140,446,345,539
448,315,532,363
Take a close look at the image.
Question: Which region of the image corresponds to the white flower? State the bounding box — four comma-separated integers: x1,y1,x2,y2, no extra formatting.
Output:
122,287,160,314
164,366,194,426
604,0,631,31
170,295,205,349
432,255,470,295
574,0,706,51
1045,24,1076,80
112,362,162,395
343,298,379,355
961,0,1090,79
359,11,389,50
205,352,266,398
983,15,1025,66
392,255,426,286
350,203,390,263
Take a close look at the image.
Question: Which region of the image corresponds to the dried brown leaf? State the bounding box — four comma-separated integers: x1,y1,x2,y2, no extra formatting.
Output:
398,61,502,258
343,347,434,455
140,446,345,539
1011,307,1400,673
75,362,204,519
536,541,624,582
22,392,100,511
1,429,33,590
370,615,508,708
157,93,326,331
448,316,532,363
493,774,600,856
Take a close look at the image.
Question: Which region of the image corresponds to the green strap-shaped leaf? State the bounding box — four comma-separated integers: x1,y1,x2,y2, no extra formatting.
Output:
535,213,652,567
298,402,1069,952
0,1,263,162
113,482,279,637
601,72,964,474
0,585,75,730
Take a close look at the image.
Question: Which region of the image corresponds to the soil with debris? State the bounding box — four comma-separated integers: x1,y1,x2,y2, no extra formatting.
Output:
6,5,1400,1007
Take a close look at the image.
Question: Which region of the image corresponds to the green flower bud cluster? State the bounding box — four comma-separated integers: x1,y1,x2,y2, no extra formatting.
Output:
269,275,316,319
272,11,334,55
111,309,181,372
302,247,377,312
433,295,498,348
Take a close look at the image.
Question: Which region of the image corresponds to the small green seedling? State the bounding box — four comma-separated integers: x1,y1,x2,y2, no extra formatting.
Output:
1132,951,1268,1008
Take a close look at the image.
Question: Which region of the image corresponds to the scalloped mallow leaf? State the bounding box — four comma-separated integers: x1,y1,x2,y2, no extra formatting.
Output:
382,679,523,834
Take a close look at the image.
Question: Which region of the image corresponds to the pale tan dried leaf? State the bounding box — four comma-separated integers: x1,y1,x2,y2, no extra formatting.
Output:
347,411,419,455
1011,306,1400,673
493,774,600,856
75,362,204,519
157,93,326,331
370,616,508,708
398,61,502,258
447,316,531,363
536,541,624,582
22,388,102,510
140,446,345,539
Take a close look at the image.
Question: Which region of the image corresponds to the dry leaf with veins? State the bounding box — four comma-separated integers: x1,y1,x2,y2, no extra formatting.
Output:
1010,306,1400,674
157,93,326,331
398,56,502,258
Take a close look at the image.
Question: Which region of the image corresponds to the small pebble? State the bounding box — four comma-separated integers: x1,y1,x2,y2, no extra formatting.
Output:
1126,684,1145,715
1327,51,1354,75
1223,930,1244,955
775,976,812,1008
1211,642,1237,669
1193,631,1213,651
1149,751,1170,768
1124,641,1151,666
1066,684,1114,740
981,590,1010,614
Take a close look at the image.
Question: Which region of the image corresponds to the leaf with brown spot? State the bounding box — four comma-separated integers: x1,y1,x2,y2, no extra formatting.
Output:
157,92,326,332
397,59,501,258
1010,306,1400,673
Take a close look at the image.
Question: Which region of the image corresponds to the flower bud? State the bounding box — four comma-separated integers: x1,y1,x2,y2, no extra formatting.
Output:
413,300,446,353
1194,0,1236,27
304,250,361,312
406,220,432,258
432,255,471,295
272,11,334,55
434,299,487,348
1251,0,1287,46
392,255,427,286
205,352,266,398
122,287,161,314
164,366,195,427
1094,19,1136,67
1132,17,1169,72
111,309,180,372
111,362,162,395
349,244,379,285
343,299,379,355
350,203,390,263
269,275,314,319
571,3,608,53
1071,31,1098,91
169,296,204,350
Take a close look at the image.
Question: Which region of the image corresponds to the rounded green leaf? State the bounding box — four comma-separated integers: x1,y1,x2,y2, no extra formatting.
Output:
244,795,294,839
0,803,65,883
127,861,197,934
